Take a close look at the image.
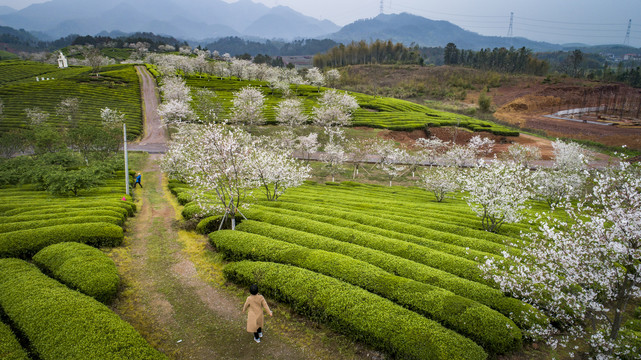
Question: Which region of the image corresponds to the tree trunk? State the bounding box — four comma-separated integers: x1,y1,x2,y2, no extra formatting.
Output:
231,215,236,230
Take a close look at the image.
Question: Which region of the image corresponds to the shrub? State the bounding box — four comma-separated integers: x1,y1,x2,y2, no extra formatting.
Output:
33,242,120,303
211,230,521,353
224,260,487,360
235,220,547,330
0,215,123,233
0,259,166,360
196,215,224,234
0,209,125,224
0,320,29,360
0,222,124,258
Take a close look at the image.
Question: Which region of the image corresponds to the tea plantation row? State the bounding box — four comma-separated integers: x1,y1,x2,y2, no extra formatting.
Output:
183,74,518,136
171,180,545,359
0,173,166,359
0,60,143,139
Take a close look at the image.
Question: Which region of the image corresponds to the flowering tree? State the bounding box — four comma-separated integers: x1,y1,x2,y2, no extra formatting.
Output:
420,166,460,202
346,138,378,178
440,145,477,167
295,133,319,163
56,97,81,127
467,135,495,158
325,69,340,88
157,99,195,127
275,98,308,128
160,76,191,103
306,67,325,90
193,88,221,123
415,137,450,165
481,162,641,358
532,168,586,208
250,149,311,201
161,124,254,230
100,107,125,126
230,86,265,126
376,145,408,186
25,107,49,125
321,141,347,182
461,160,533,232
501,143,541,167
312,89,359,128
552,139,589,172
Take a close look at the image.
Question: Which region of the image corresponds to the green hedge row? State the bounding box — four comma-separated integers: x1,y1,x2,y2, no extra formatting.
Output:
256,202,507,259
6,206,130,218
0,222,124,258
0,258,166,360
235,220,547,330
211,230,521,353
2,200,135,217
224,261,487,360
0,215,123,234
0,320,29,360
0,209,125,224
33,242,120,303
244,208,486,283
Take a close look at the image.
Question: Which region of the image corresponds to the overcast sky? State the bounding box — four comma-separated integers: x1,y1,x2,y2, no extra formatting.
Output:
4,0,641,46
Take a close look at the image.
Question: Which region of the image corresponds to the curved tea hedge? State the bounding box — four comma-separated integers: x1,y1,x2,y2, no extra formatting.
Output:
33,242,120,303
0,222,124,258
211,230,521,353
0,320,29,360
0,215,123,233
0,258,166,360
234,220,546,330
224,260,487,360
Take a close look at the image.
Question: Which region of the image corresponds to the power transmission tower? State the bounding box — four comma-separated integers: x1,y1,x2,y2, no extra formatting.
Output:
380,0,384,15
624,19,631,45
507,12,514,37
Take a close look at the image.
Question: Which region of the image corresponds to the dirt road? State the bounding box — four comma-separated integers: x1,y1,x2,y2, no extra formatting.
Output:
129,66,168,153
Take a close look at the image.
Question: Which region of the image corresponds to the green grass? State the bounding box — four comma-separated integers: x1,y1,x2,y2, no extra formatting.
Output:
0,60,143,139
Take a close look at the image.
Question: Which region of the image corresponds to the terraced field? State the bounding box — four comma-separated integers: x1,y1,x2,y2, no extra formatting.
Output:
0,173,166,359
0,60,143,138
183,74,518,136
171,180,547,359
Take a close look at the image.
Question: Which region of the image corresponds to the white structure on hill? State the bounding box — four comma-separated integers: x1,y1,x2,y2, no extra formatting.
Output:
57,52,68,68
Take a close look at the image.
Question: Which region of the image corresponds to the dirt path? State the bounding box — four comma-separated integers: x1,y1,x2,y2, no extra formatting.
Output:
109,154,310,359
129,66,168,153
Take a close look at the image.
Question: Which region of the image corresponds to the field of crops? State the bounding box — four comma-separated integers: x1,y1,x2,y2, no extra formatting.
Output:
171,180,545,359
184,74,519,136
0,60,143,138
0,173,166,359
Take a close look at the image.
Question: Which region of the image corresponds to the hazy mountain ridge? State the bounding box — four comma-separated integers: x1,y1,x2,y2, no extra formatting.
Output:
0,0,338,40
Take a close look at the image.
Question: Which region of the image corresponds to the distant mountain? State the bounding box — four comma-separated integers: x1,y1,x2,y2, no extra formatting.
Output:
0,6,16,16
243,6,339,40
0,0,339,41
329,13,562,52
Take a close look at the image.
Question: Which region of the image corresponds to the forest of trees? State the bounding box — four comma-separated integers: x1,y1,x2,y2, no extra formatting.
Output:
203,37,338,58
312,40,424,68
443,43,549,75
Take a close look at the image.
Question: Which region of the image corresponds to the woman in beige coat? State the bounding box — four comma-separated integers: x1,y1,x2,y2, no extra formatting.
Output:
242,284,272,343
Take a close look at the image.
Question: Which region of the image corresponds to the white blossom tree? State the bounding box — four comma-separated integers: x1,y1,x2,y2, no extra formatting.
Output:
312,89,359,128
461,160,533,232
552,139,590,172
25,107,49,125
325,68,341,88
295,132,319,163
467,135,495,158
275,98,308,128
532,168,586,208
321,141,347,182
230,86,265,126
420,166,460,202
250,148,311,201
481,161,641,358
415,137,450,165
193,88,220,123
157,99,196,127
160,76,191,103
100,107,125,126
161,123,254,230
501,143,542,167
306,67,325,90
56,97,81,127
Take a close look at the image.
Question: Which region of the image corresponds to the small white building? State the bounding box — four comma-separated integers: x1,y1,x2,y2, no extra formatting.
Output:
57,52,68,69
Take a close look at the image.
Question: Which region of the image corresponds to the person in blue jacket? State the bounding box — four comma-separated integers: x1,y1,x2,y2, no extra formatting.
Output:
133,173,143,188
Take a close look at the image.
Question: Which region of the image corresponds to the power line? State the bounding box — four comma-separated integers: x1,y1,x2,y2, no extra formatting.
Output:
624,19,632,45
507,12,514,37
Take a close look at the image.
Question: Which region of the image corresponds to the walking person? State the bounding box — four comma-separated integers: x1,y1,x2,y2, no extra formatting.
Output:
242,284,272,343
133,173,143,188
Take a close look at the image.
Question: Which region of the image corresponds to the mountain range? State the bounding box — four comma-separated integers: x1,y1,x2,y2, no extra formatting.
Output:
1,0,639,53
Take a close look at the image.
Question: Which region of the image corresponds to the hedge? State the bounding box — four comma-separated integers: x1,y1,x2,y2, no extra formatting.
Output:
0,320,29,360
196,215,224,234
0,259,166,360
2,200,135,217
0,209,125,224
0,222,124,258
235,220,548,330
8,206,130,218
33,242,120,303
224,261,487,360
0,215,123,234
255,202,507,259
244,208,486,283
211,230,521,353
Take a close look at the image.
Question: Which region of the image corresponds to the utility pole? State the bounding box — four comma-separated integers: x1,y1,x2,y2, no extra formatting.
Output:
507,12,514,37
624,19,631,46
123,123,129,196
